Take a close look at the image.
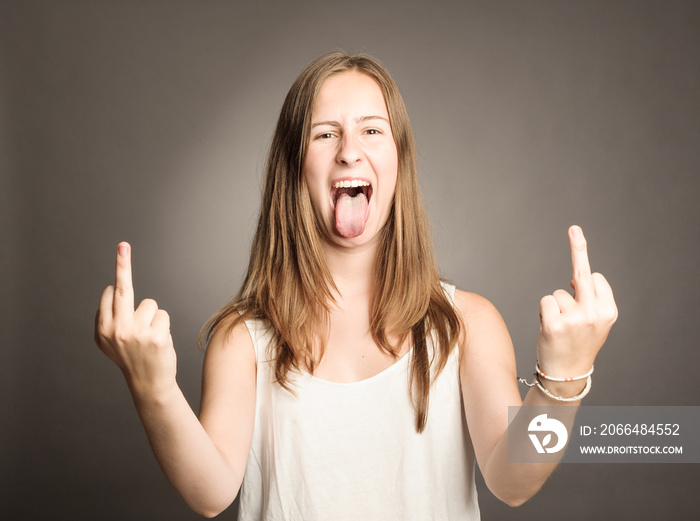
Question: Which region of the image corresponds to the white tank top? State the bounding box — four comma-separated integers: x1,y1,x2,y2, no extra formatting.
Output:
238,283,480,520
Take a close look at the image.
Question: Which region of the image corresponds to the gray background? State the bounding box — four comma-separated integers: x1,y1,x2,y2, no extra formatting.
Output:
2,0,699,519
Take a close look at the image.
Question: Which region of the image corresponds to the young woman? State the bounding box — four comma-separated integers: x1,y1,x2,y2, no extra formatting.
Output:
95,52,617,519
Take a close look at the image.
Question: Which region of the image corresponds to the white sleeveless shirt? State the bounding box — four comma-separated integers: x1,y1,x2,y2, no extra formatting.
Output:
238,283,480,520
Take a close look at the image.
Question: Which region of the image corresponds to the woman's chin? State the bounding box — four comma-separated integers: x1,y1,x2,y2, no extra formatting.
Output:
326,225,381,250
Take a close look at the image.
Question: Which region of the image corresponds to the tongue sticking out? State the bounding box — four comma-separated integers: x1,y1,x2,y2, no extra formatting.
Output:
334,191,369,238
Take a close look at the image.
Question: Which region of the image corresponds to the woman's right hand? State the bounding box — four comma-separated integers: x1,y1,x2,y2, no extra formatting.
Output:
94,242,177,399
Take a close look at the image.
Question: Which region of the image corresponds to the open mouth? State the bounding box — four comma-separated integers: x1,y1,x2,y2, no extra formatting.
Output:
330,179,373,208
330,179,373,238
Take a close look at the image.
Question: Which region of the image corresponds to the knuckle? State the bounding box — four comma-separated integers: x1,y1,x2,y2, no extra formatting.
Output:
113,325,131,344
542,318,564,336
582,310,598,326
560,314,578,330
154,331,171,347
604,304,619,323
553,289,571,301
146,328,169,349
593,272,612,289
140,298,158,310
568,308,596,328
94,327,107,346
94,322,108,340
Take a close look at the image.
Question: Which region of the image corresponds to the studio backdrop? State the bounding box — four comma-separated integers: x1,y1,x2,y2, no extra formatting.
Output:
2,1,699,519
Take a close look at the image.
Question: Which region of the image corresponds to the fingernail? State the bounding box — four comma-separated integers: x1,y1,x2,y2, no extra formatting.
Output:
118,243,128,257
571,225,582,239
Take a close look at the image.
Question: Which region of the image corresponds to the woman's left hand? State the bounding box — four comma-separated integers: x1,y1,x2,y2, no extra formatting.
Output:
536,225,618,377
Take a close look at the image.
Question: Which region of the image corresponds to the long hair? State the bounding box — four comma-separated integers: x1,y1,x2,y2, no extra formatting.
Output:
199,51,462,432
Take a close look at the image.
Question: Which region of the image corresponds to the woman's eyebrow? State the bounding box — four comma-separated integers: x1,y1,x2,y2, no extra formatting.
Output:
311,115,390,128
311,120,341,128
357,115,389,124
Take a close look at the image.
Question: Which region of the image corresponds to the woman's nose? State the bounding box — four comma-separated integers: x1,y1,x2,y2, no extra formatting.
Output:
336,134,362,166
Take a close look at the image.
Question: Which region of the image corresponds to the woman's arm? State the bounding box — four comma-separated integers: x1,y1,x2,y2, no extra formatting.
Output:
94,243,256,517
457,226,617,506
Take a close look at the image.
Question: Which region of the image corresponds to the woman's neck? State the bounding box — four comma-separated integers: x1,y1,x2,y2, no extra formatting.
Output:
322,239,378,301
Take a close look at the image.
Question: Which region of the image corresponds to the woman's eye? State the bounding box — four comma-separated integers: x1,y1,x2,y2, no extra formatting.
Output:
366,129,381,135
316,132,334,139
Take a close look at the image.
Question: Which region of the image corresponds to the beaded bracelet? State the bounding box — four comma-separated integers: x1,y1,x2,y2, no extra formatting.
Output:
517,373,592,402
535,360,594,382
534,374,592,402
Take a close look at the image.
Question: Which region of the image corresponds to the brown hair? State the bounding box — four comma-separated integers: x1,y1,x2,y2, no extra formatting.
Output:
199,51,462,432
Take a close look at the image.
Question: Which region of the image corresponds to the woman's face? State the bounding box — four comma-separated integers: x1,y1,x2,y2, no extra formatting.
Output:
303,70,398,249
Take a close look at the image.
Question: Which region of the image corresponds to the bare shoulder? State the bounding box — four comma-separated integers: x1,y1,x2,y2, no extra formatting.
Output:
453,288,507,330
204,317,256,362
201,318,257,391
200,317,257,420
452,288,514,367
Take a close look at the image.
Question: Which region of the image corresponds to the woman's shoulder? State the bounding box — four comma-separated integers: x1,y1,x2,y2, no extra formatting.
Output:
205,316,257,360
452,288,507,329
452,287,499,314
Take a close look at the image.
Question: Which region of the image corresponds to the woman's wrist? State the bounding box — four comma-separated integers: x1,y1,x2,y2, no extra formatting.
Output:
518,359,595,402
535,357,595,382
536,376,588,399
125,374,180,408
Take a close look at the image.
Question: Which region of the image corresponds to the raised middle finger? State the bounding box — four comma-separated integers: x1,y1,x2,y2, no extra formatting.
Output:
113,242,135,318
569,225,594,302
